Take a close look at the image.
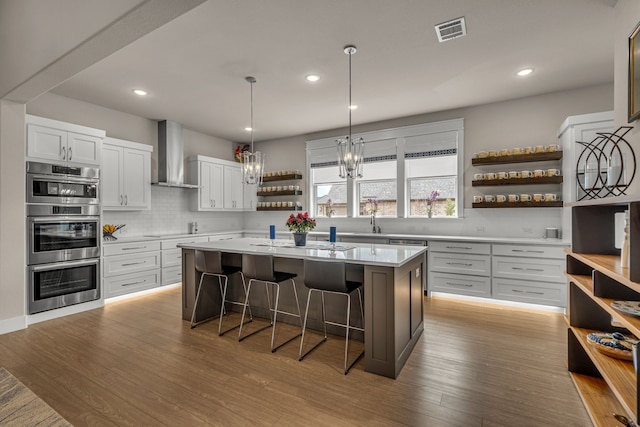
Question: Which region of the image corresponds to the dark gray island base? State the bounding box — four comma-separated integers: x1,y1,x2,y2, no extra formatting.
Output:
180,238,425,379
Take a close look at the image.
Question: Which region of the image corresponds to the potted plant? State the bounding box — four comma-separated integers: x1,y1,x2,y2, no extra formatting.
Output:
286,212,316,246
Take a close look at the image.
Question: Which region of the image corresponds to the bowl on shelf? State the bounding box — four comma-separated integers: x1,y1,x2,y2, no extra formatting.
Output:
586,331,637,361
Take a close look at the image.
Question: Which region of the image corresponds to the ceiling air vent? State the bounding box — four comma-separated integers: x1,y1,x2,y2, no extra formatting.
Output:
435,17,466,42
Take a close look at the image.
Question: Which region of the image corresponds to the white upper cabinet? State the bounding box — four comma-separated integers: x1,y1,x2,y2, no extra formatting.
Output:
26,115,104,166
102,137,152,210
223,164,243,210
187,155,246,211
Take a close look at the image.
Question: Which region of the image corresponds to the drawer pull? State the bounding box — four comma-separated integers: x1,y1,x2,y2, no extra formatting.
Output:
446,262,474,267
122,261,147,266
123,280,146,286
446,282,472,287
511,249,544,253
512,289,545,295
122,246,147,251
511,267,544,272
445,246,472,250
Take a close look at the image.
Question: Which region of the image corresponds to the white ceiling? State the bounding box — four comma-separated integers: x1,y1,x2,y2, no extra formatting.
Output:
50,0,616,143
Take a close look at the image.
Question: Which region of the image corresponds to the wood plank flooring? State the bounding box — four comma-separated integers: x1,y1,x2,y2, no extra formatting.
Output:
0,287,592,426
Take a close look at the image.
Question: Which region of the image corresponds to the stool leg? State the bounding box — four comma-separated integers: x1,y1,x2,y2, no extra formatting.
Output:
357,287,364,326
291,279,303,329
298,289,314,360
344,293,351,374
190,273,207,328
239,272,253,321
320,291,328,338
270,282,280,352
217,276,228,336
238,278,253,340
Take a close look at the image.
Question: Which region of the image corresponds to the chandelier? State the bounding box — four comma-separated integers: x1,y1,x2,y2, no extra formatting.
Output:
337,45,364,179
241,76,264,185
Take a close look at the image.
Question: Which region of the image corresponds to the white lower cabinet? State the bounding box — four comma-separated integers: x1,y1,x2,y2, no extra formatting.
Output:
428,240,568,307
160,236,209,285
103,240,161,298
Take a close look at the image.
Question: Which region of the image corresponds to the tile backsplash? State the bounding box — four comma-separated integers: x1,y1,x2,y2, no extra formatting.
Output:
103,186,243,237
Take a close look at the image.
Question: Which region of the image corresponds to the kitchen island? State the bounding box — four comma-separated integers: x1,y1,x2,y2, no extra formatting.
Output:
180,237,426,378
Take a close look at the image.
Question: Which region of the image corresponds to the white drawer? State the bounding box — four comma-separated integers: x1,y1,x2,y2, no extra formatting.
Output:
429,271,491,298
209,233,242,241
161,236,209,250
429,252,491,276
162,248,183,267
103,251,161,277
492,278,567,307
492,256,564,283
162,266,183,285
103,240,161,256
104,270,160,298
428,240,491,255
492,244,566,259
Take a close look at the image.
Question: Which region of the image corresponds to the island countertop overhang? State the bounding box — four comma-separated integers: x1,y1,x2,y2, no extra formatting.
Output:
178,237,427,268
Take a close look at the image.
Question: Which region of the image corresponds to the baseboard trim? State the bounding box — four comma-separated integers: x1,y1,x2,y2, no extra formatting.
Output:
0,315,27,335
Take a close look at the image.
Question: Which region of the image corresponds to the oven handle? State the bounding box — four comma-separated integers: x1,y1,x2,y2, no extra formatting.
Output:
29,174,99,185
29,216,100,223
30,258,99,271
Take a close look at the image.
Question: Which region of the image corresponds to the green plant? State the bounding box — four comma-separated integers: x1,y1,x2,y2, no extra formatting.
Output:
444,198,456,216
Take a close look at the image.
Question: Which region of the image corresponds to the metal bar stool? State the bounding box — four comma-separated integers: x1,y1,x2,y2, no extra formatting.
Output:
190,250,252,336
299,259,364,374
238,254,302,352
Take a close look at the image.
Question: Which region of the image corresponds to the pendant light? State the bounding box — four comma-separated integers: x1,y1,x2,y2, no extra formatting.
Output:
337,45,364,179
241,76,264,185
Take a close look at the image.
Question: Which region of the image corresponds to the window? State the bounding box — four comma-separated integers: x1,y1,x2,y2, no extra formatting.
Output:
306,119,463,218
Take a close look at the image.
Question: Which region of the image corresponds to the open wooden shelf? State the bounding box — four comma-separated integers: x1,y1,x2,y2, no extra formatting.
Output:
569,372,630,427
471,151,563,165
472,176,563,186
257,206,303,211
258,190,302,197
566,250,639,294
472,201,563,208
571,326,637,421
262,173,302,182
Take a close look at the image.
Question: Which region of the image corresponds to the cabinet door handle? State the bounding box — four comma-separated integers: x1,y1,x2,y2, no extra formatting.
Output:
446,262,473,267
446,282,472,287
122,261,147,266
512,289,545,295
122,246,147,251
511,249,544,253
61,146,66,160
120,195,123,205
511,267,545,272
445,246,472,250
123,280,146,286
68,147,72,160
124,195,128,205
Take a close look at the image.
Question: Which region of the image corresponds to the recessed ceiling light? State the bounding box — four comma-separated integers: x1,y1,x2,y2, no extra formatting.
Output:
306,74,320,82
244,127,252,132
132,89,148,96
516,68,534,77
348,104,358,110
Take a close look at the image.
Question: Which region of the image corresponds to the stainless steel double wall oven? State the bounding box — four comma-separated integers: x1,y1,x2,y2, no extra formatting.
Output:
26,161,101,314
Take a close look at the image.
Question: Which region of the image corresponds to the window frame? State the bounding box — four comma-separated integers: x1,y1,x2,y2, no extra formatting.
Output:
306,118,464,218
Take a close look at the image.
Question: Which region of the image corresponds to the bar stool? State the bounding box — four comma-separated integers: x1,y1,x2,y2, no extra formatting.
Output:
299,259,364,374
238,254,303,352
190,250,251,336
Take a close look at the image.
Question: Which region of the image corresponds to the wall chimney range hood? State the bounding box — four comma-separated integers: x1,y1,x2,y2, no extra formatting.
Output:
153,120,199,188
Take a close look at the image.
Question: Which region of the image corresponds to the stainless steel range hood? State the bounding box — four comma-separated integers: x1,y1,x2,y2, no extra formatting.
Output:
153,120,199,189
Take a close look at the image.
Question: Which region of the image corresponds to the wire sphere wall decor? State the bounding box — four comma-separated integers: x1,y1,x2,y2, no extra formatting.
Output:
576,126,636,200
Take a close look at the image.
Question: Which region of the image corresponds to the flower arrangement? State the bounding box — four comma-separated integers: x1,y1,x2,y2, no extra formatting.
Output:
103,224,125,241
234,144,250,162
367,198,379,215
427,190,440,217
326,198,336,217
286,212,316,233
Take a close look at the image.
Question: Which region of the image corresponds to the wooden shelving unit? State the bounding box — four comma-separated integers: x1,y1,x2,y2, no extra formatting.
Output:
472,176,563,186
472,201,562,208
566,196,640,426
262,173,302,182
258,190,302,197
257,206,303,211
471,151,563,165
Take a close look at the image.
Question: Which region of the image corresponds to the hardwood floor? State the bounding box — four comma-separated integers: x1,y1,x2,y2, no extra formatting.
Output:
0,287,591,426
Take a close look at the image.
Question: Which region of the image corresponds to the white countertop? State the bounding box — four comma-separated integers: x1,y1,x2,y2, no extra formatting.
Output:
178,237,427,267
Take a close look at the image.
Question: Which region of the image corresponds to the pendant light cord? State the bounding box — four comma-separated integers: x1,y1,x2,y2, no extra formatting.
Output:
250,78,254,152
348,48,352,143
